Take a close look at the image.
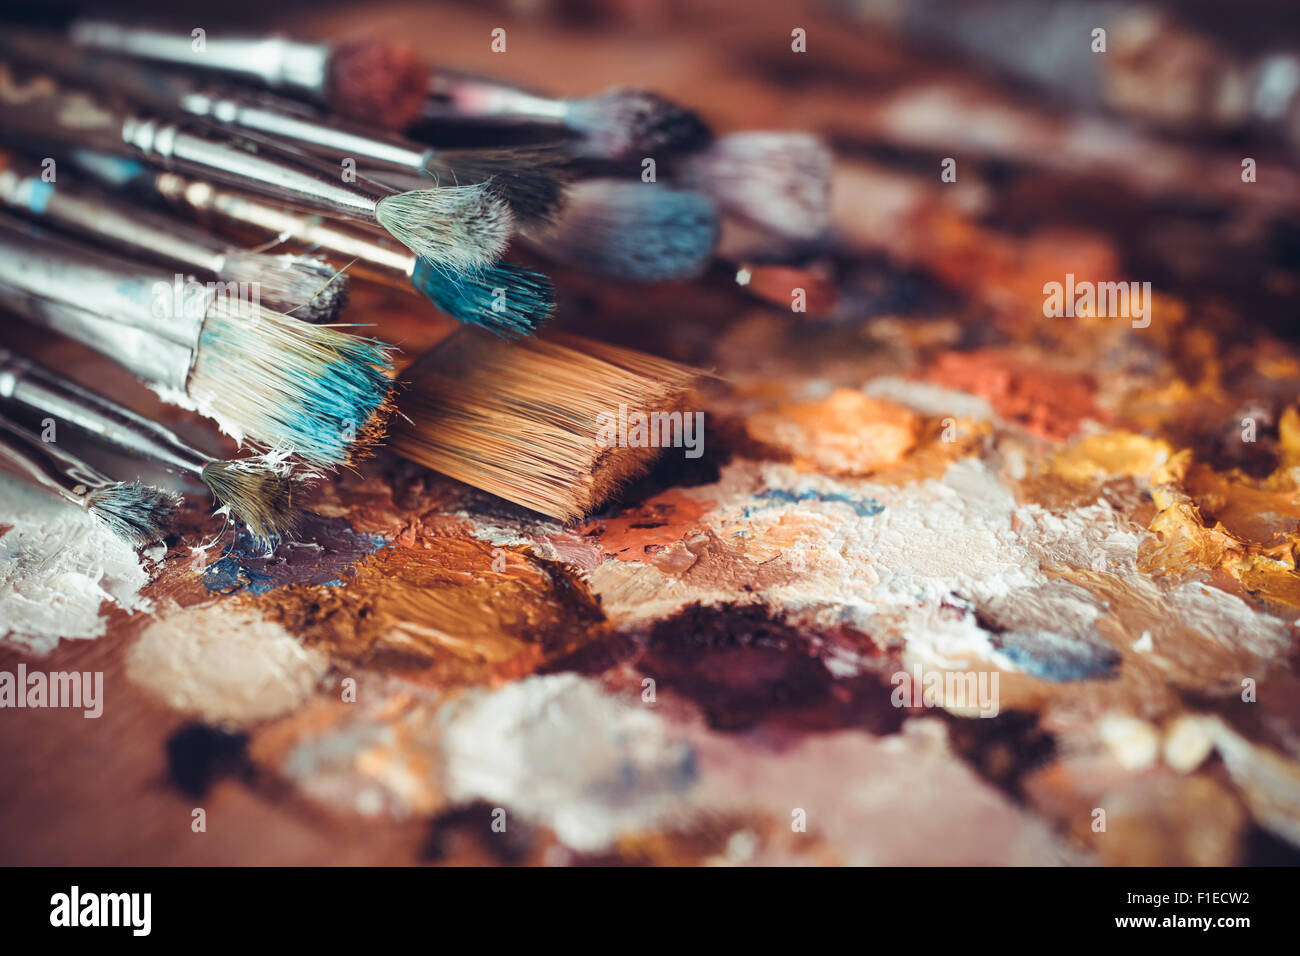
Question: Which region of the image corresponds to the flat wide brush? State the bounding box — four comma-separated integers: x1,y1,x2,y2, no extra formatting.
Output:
0,413,179,544
0,65,512,272
68,19,428,129
0,150,347,323
392,330,703,522
146,169,552,338
0,216,394,470
0,350,299,545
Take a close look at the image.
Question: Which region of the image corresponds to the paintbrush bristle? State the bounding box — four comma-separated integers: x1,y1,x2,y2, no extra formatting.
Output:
200,457,301,546
565,88,712,161
375,182,514,272
220,251,349,324
538,180,719,280
392,330,703,522
683,132,832,241
411,257,553,338
329,38,429,129
421,146,568,226
188,299,395,469
87,481,181,544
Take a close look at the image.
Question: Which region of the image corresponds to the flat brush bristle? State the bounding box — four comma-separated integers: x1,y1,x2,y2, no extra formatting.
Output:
566,88,712,161
220,251,349,324
328,38,429,129
87,481,181,544
375,182,514,272
391,331,702,522
189,299,395,469
411,257,554,338
683,132,832,241
539,180,719,281
200,457,301,546
421,147,569,226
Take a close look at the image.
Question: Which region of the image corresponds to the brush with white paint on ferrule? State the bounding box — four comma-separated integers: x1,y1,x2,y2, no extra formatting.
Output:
0,349,300,545
0,412,180,545
0,64,514,273
0,149,347,323
0,215,395,471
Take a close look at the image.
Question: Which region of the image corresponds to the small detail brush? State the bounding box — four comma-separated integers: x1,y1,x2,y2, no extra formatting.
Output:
392,330,703,522
0,216,394,470
680,132,833,242
531,180,719,281
0,349,299,544
0,65,513,272
146,169,553,338
423,73,712,161
0,150,347,323
0,413,179,544
68,19,429,129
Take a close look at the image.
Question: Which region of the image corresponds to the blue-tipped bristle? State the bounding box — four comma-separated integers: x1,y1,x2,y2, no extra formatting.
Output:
546,181,719,281
411,258,554,339
194,304,395,468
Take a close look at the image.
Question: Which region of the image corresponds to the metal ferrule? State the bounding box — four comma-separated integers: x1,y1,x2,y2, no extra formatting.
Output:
0,350,210,476
70,20,331,99
0,414,114,508
153,173,416,284
181,93,431,172
121,115,384,221
427,72,569,121
0,291,194,393
0,163,226,275
0,217,207,350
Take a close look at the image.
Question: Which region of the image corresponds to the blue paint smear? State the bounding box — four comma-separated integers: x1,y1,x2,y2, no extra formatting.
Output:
746,488,885,518
991,630,1120,683
203,515,386,596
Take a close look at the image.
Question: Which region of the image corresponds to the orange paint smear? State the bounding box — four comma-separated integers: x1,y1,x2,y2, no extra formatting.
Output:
925,349,1103,441
581,489,713,563
745,389,919,474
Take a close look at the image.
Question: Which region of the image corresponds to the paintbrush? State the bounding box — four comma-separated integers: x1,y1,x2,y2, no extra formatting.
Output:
533,180,720,281
679,132,833,243
0,64,513,272
67,18,428,130
0,349,299,545
134,167,553,338
0,215,394,470
0,150,347,323
420,72,713,162
392,330,703,522
0,31,566,227
0,413,179,545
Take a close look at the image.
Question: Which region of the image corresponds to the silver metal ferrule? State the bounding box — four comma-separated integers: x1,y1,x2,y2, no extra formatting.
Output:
427,72,570,121
121,115,383,221
0,413,115,509
153,173,416,283
70,20,332,99
0,216,207,350
181,93,431,172
0,349,210,476
0,291,194,393
0,165,226,275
